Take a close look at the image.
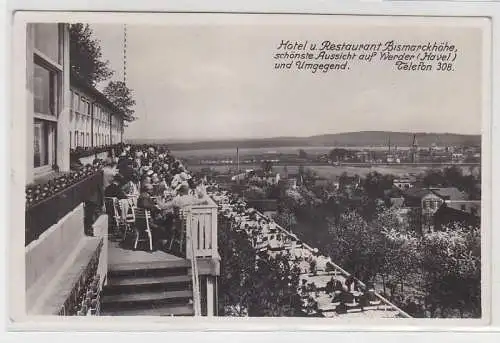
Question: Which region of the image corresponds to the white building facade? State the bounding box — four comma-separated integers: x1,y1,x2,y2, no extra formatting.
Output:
26,23,126,185
26,23,71,184
69,78,125,150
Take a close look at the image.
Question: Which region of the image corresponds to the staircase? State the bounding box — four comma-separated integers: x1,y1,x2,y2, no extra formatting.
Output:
101,259,195,316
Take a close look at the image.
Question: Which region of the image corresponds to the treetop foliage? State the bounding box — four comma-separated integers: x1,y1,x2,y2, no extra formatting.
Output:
70,23,114,87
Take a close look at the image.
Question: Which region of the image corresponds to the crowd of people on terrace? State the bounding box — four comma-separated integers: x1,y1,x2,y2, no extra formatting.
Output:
208,188,400,317
102,144,209,253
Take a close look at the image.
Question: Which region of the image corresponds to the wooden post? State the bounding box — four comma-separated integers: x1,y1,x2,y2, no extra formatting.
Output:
206,277,214,317
186,209,192,260
211,206,217,258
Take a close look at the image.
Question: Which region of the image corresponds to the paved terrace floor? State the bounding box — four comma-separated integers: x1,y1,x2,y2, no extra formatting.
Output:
108,238,184,269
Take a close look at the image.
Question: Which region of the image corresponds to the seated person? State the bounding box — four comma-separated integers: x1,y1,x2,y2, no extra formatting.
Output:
345,275,355,292
156,184,208,212
137,183,169,249
334,279,344,292
325,277,335,294
122,175,139,196
137,183,161,214
104,175,128,200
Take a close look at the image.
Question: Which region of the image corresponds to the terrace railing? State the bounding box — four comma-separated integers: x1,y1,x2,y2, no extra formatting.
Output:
25,171,104,246
185,197,218,260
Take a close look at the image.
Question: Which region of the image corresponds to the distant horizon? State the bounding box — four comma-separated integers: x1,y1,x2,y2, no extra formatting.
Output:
125,130,481,145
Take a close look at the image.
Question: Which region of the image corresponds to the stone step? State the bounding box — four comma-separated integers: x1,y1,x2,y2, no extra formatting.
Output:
109,259,190,271
108,260,190,278
101,303,194,317
103,274,192,295
107,274,191,287
102,289,193,306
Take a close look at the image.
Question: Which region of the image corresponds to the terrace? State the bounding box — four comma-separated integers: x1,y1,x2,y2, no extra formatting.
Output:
100,195,220,317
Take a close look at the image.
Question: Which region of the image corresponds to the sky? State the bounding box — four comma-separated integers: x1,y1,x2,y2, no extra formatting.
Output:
89,15,485,141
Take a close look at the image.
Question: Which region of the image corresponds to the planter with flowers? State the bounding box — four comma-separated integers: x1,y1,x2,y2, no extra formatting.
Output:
70,144,122,160
25,162,105,246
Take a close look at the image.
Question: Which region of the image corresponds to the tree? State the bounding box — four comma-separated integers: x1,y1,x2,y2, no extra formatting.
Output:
247,253,302,316
217,217,257,316
70,24,114,86
326,211,385,283
422,169,445,187
363,171,395,200
373,209,420,297
273,207,297,232
420,224,481,318
244,185,266,200
218,215,302,317
103,81,136,120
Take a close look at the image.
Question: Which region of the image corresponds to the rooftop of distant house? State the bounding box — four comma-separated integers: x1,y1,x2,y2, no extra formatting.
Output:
402,187,467,201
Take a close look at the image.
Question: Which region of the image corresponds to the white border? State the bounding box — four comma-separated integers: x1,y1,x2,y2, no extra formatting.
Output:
3,0,500,338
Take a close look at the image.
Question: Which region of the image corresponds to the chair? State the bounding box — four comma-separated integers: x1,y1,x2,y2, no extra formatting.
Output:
104,197,124,235
133,208,153,251
119,198,136,241
127,194,138,207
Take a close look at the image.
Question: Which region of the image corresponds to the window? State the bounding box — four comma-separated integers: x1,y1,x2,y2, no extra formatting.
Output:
34,62,56,116
73,92,79,110
81,132,84,146
32,24,63,174
69,131,72,149
433,200,441,210
75,130,79,146
77,95,81,113
33,23,60,63
33,119,55,168
79,97,85,113
423,201,430,210
86,133,89,146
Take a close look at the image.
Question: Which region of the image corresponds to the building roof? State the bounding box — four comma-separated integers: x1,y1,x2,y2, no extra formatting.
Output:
430,187,466,201
445,200,481,216
402,188,433,200
402,187,467,201
70,72,132,121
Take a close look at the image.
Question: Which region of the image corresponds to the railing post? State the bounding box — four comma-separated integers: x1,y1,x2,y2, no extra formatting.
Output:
211,206,217,258
185,209,192,260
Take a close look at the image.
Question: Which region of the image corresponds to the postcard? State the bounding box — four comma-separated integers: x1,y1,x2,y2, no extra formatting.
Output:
9,10,492,331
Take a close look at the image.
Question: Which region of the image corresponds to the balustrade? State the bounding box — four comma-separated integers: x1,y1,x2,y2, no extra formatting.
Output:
185,197,218,260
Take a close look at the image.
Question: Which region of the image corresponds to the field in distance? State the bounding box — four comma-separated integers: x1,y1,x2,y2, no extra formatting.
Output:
187,164,479,179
